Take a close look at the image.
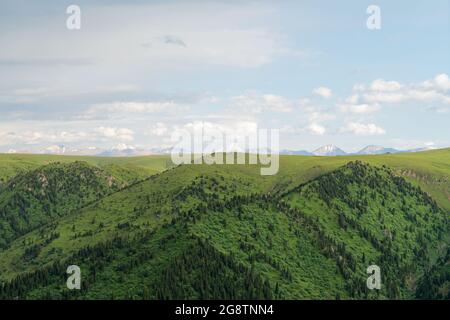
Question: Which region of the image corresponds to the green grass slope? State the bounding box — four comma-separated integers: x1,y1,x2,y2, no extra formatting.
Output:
0,161,159,249
1,149,448,210
0,153,171,184
274,148,450,212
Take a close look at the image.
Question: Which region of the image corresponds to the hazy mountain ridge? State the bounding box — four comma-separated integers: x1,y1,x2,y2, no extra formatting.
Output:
4,144,443,157
356,145,400,155
280,145,440,156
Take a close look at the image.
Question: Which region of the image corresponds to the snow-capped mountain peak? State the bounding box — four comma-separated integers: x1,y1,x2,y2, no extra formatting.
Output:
313,144,346,156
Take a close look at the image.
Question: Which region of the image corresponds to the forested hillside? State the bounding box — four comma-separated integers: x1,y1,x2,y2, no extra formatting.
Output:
0,161,157,249
0,155,447,300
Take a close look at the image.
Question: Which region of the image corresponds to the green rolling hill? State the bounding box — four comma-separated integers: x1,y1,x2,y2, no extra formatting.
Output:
0,153,172,184
0,149,448,299
0,161,154,249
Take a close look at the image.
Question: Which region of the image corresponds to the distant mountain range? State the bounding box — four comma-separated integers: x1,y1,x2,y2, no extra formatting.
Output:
279,149,313,156
99,145,436,157
6,144,439,157
279,145,438,156
357,145,400,155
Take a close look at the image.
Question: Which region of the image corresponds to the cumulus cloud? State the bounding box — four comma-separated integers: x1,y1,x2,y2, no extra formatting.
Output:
279,105,331,136
0,130,90,146
423,74,450,92
339,103,381,114
370,79,403,92
350,74,450,106
180,120,258,136
313,87,332,98
230,93,293,113
94,127,134,141
338,74,450,117
111,143,136,151
340,123,386,135
276,99,334,136
85,101,189,118
363,89,449,104
150,122,168,137
0,126,136,147
44,145,66,154
306,123,326,135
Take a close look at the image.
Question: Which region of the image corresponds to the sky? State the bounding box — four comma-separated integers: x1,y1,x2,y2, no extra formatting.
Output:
0,0,449,154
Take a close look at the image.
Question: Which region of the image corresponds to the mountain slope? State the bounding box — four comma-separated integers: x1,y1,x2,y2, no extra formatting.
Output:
0,161,152,249
0,161,447,299
416,248,450,299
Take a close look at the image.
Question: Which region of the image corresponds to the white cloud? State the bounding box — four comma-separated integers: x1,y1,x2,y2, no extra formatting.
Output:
44,145,66,154
0,85,141,105
180,120,258,136
0,126,138,147
339,103,381,114
230,93,293,113
423,74,450,92
199,95,221,104
0,130,91,146
111,143,136,151
283,101,334,136
150,122,168,137
313,86,332,98
306,123,326,135
94,127,134,142
279,107,330,136
0,3,305,74
370,79,403,92
339,74,450,117
352,74,450,105
363,89,450,104
340,123,386,135
86,101,187,116
345,94,359,104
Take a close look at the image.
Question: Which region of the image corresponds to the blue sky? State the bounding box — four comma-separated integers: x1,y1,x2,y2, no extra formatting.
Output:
0,0,449,154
